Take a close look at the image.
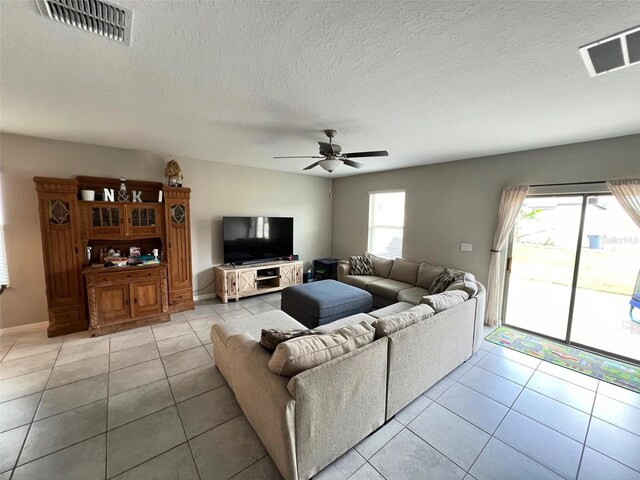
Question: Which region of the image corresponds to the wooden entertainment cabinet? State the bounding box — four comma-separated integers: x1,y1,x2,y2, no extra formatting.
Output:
214,260,303,303
34,176,195,337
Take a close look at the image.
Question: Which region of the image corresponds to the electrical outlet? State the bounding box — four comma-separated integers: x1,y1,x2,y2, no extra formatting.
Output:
461,243,473,252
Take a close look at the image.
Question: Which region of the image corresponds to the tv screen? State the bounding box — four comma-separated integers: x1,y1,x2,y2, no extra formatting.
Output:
223,217,293,264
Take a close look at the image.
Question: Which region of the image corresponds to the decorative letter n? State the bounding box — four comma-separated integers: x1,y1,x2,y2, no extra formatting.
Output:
103,188,114,202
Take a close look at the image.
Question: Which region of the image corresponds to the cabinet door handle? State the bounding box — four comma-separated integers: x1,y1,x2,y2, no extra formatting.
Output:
134,298,138,304
125,299,129,305
74,247,79,254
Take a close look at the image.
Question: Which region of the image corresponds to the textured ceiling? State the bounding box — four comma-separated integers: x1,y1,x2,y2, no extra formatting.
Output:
1,1,639,177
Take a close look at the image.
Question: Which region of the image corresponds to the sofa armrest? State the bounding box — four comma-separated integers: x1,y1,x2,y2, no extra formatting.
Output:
473,282,486,353
228,333,298,480
337,261,350,282
287,339,388,480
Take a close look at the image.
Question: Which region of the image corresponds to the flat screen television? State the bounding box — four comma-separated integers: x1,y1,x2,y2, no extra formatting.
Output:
223,216,293,264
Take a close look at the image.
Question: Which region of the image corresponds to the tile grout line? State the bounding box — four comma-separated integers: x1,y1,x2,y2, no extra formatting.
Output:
574,380,599,480
484,347,542,369
3,306,635,479
470,361,604,419
461,370,527,475
367,375,470,475
184,412,244,444
105,334,111,480
8,430,107,476
226,453,270,479
364,459,388,480
0,334,20,362
356,420,405,463
471,359,535,387
450,370,596,445
105,440,193,480
486,343,637,396
463,363,563,479
8,336,64,480
151,320,203,480
403,406,481,475
471,344,640,478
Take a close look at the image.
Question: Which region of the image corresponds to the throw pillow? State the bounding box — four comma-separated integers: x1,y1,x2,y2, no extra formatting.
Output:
366,253,394,278
260,329,324,352
349,254,374,275
268,321,375,377
429,268,457,294
420,290,469,313
371,304,435,338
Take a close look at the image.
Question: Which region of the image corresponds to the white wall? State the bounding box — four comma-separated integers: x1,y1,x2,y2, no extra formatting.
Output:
332,134,640,285
0,133,332,329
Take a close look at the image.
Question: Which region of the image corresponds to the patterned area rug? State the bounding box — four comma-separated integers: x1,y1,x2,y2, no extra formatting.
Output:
485,326,640,394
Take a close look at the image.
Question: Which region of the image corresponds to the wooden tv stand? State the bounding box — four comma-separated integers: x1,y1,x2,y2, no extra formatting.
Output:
214,260,303,303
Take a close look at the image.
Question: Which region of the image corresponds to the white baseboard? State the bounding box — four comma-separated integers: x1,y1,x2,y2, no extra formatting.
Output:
193,292,217,302
0,321,48,337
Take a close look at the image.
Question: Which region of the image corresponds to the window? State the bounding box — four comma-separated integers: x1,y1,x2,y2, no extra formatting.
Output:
368,190,405,259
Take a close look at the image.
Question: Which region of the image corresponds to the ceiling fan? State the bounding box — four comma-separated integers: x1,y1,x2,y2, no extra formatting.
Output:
273,130,389,173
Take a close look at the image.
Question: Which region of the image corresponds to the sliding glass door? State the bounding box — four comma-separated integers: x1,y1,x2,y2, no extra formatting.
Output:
504,193,640,362
571,195,640,360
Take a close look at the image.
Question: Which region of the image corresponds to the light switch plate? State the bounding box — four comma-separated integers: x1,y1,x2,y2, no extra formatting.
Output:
461,243,473,252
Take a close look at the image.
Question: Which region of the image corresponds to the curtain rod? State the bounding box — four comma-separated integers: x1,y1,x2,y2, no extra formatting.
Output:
530,180,606,187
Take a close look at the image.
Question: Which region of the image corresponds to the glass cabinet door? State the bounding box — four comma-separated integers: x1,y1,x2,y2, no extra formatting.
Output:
126,204,161,236
87,204,124,238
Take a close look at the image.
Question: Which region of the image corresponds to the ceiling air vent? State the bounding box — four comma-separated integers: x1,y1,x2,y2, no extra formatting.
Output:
579,25,640,77
35,0,132,45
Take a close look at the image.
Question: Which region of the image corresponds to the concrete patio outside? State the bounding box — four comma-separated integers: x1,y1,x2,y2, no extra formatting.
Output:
506,277,640,362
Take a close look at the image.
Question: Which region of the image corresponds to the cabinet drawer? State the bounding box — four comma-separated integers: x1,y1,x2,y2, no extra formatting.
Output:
170,290,192,304
94,268,160,284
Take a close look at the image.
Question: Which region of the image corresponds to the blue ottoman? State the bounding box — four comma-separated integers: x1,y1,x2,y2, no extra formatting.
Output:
281,279,373,329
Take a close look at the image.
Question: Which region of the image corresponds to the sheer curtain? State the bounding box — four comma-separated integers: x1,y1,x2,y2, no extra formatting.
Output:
485,185,529,326
607,178,640,228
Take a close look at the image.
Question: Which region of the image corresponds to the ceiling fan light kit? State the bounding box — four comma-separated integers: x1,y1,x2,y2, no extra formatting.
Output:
319,157,342,173
274,129,389,173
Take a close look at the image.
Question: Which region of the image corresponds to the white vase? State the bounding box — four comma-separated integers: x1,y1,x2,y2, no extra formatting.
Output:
80,190,95,201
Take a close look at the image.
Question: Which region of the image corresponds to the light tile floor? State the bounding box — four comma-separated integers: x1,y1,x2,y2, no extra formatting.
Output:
1,293,639,480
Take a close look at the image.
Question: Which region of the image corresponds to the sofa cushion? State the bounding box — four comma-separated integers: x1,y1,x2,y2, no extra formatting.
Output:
420,290,469,313
366,278,413,300
371,304,435,338
429,268,457,294
349,255,374,275
369,302,414,319
267,321,375,377
343,275,385,290
446,272,478,297
314,313,375,333
416,262,445,289
397,286,430,305
367,253,394,278
389,258,420,285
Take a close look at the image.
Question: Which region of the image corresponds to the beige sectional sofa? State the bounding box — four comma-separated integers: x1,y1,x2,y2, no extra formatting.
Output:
338,255,478,308
210,275,485,480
